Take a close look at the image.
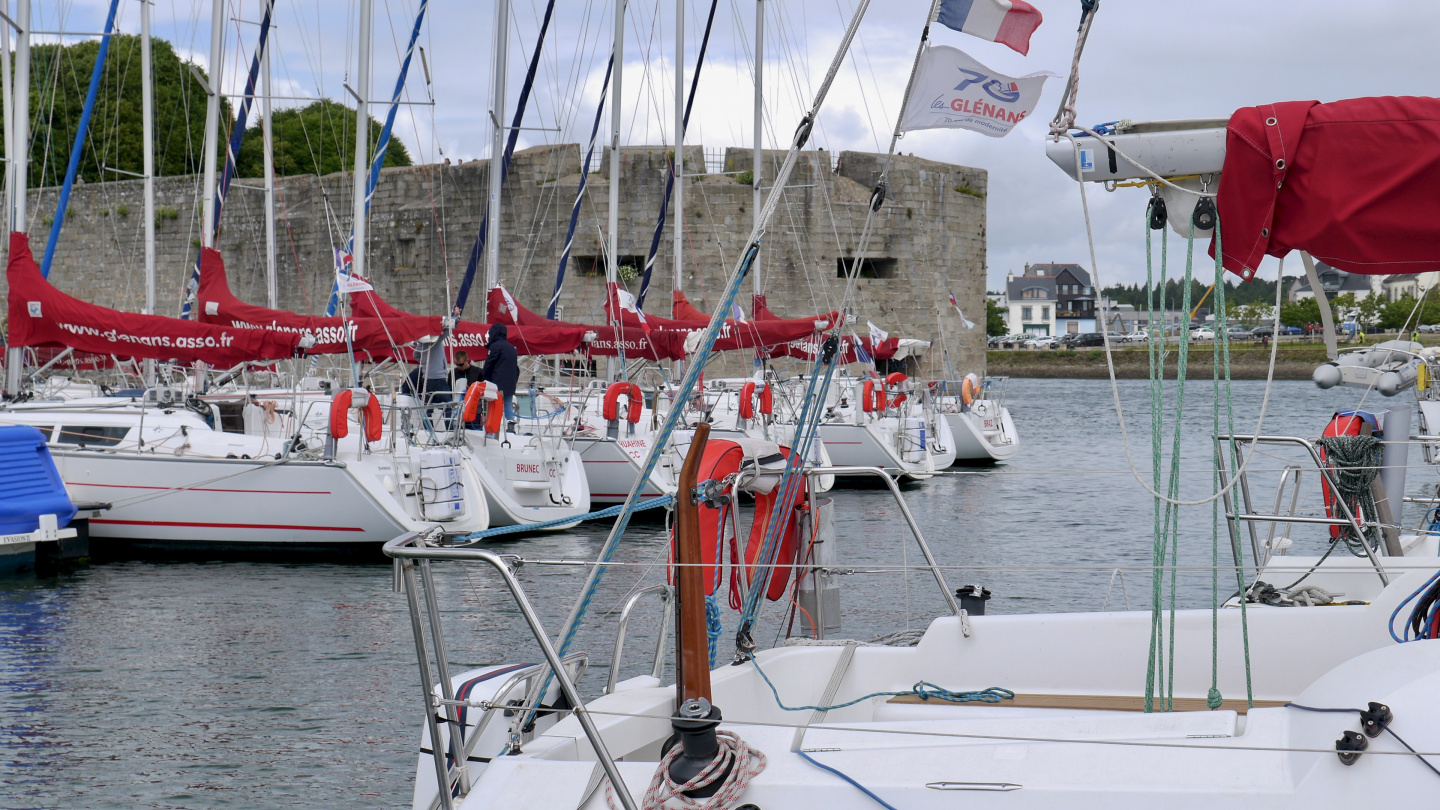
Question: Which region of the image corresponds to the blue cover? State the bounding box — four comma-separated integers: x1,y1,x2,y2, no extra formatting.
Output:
0,425,77,534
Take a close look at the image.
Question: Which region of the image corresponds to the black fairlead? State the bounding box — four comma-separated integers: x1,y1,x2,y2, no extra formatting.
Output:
1192,196,1218,231
1147,196,1168,231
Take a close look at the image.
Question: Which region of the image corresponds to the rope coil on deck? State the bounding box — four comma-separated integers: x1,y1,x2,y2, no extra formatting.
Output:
605,730,766,810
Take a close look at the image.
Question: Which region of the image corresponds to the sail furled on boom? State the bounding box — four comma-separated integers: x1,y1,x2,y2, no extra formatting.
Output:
547,54,614,320
178,0,277,317
452,0,559,318
634,0,720,310
322,0,433,318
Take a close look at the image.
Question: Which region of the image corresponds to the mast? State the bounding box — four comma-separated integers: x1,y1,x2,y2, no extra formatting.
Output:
262,18,277,308
3,0,26,395
485,0,509,292
672,0,684,299
350,0,372,281
0,0,12,235
200,0,224,253
606,0,626,380
141,0,157,384
751,0,763,300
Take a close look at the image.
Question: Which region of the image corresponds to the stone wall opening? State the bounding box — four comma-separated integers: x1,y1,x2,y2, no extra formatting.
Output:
835,257,897,280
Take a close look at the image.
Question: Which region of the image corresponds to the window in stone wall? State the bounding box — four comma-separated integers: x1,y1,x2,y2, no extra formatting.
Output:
835,257,898,279
574,255,646,284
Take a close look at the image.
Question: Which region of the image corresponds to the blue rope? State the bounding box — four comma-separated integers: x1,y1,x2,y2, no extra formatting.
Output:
705,595,723,668
795,750,901,810
737,347,837,636
1388,568,1440,643
750,655,1013,712
454,494,674,543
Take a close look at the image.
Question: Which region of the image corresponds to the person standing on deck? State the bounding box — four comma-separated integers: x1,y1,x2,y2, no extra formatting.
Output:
482,323,520,427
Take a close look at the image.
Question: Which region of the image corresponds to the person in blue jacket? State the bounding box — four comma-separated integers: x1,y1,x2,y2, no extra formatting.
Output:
481,323,520,426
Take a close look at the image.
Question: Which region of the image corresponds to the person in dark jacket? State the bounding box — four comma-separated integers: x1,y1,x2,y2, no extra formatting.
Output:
481,323,520,422
450,350,484,390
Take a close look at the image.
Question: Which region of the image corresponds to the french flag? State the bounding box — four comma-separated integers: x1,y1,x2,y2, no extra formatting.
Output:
935,0,1043,56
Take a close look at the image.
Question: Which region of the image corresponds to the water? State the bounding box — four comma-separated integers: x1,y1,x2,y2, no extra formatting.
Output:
2,379,1430,808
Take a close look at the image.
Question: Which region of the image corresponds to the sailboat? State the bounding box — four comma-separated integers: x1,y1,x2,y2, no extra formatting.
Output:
1,0,493,546
385,1,1440,807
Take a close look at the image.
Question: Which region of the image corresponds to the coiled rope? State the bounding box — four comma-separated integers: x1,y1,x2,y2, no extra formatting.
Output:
1317,434,1385,555
605,730,767,810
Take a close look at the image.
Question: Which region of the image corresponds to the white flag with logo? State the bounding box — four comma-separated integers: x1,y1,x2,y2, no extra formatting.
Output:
867,321,889,346
900,45,1051,138
335,272,373,294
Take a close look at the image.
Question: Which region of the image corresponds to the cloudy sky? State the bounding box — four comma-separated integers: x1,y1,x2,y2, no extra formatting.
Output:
48,0,1440,292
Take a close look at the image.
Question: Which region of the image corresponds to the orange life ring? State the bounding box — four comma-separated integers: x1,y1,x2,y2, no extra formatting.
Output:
602,381,643,423
738,381,773,420
861,379,885,413
484,398,504,435
363,392,383,442
675,440,805,603
330,389,353,439
462,382,491,423
885,372,909,409
961,375,978,406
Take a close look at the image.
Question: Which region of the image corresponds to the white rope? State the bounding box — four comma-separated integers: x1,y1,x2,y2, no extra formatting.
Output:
605,730,766,810
1047,1,1098,137
1065,133,1283,507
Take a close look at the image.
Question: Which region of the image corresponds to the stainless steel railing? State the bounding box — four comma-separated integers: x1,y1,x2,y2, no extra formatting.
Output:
1216,434,1389,587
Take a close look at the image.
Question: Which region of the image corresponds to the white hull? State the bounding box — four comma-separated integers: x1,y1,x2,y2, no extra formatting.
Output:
461,436,591,528
943,401,1020,464
817,421,934,480
414,537,1440,809
573,435,675,504
56,452,411,544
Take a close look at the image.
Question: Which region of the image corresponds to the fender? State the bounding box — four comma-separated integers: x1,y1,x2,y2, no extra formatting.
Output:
484,396,504,435
329,389,353,439
602,381,643,424
1320,410,1377,539
738,381,773,420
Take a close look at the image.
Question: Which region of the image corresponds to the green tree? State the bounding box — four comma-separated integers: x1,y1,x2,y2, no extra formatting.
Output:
1280,297,1321,328
1356,292,1386,329
232,99,411,178
0,35,225,187
985,298,1006,336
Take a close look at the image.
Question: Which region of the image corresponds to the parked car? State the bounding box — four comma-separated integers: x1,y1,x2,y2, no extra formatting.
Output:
1070,332,1107,348
1026,336,1059,349
1250,325,1274,338
1192,328,1216,340
1419,324,1440,334
1122,329,1151,343
1226,325,1252,340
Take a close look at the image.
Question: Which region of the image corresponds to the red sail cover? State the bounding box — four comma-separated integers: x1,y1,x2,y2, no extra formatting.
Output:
6,232,301,364
350,286,587,358
750,294,888,362
486,286,687,360
196,248,440,358
1215,97,1440,278
602,283,826,349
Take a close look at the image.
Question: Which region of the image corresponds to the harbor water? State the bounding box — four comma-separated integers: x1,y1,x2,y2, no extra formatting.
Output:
2,378,1429,809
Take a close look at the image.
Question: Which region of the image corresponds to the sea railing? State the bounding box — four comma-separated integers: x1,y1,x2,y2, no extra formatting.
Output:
383,463,957,809
1216,433,1390,588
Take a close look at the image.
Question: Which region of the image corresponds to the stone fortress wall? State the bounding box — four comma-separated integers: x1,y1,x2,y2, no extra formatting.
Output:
4,144,987,378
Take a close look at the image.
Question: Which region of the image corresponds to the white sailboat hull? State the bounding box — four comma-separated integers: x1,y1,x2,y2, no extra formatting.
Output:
944,401,1019,464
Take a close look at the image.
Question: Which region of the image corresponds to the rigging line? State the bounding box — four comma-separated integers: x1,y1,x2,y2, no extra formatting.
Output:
1064,133,1284,507
548,0,877,711
634,0,720,309
449,0,559,317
